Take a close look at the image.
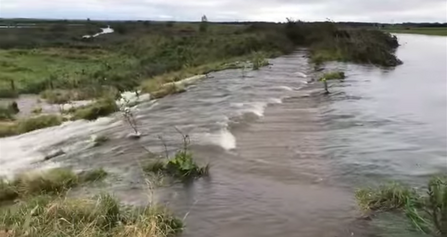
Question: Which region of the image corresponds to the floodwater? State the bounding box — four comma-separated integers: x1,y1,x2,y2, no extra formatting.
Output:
0,34,446,236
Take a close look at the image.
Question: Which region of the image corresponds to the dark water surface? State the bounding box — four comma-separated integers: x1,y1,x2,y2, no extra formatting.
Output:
0,34,446,236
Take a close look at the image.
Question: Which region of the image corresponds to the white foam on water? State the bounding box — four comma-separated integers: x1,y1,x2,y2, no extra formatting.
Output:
0,117,117,176
198,128,237,150
268,98,283,104
246,102,267,117
274,86,294,91
295,71,308,78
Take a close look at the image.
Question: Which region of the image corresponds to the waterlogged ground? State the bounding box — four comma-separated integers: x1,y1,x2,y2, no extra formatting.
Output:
0,34,446,236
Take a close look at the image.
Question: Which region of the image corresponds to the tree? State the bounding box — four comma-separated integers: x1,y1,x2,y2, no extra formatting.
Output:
199,15,208,33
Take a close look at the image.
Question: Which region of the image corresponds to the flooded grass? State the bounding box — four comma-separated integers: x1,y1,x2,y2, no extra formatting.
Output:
78,168,108,183
16,114,62,133
319,71,346,81
357,176,447,236
72,97,118,121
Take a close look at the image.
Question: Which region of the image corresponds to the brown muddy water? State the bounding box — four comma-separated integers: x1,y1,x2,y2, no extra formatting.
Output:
0,34,446,237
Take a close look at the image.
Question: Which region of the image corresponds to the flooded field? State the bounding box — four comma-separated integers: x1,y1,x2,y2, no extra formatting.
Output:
0,34,446,236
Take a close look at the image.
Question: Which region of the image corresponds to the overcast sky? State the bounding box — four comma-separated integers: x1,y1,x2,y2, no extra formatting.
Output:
1,0,446,23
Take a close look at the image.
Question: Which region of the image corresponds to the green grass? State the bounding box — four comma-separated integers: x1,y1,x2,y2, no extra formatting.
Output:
356,177,447,236
384,27,447,36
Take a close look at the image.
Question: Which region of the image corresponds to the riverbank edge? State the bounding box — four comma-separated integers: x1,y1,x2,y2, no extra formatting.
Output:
0,52,273,138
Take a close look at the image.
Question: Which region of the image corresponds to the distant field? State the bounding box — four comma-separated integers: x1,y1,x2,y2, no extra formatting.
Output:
384,27,447,36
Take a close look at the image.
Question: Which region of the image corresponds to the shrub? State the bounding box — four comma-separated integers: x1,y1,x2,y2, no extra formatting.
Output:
73,98,118,121
16,114,62,133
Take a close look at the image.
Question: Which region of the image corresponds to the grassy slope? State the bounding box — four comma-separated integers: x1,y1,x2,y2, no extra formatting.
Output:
384,27,447,36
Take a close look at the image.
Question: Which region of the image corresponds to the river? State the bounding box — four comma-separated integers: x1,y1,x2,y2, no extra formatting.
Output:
0,34,446,236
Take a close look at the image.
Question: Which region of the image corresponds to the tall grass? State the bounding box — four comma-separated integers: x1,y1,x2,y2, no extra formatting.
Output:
0,194,182,237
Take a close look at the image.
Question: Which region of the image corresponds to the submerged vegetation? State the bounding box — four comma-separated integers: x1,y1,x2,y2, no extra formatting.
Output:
144,132,209,181
356,176,447,236
144,150,209,180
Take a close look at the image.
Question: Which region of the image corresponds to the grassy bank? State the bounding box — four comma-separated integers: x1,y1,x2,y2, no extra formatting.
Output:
0,20,400,100
0,168,182,237
384,27,447,36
